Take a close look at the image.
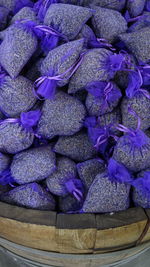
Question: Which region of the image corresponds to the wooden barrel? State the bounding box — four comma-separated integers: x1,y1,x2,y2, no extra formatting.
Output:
0,202,150,266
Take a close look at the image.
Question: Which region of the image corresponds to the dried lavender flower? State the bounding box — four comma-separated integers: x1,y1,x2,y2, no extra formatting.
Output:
85,81,122,116
40,39,84,87
92,7,127,43
132,169,150,208
68,48,113,94
119,27,150,63
54,130,97,162
77,158,105,191
0,152,10,173
10,7,38,25
0,182,56,210
37,91,86,139
0,6,9,31
10,146,56,184
44,3,93,40
0,23,38,78
0,122,34,154
82,171,130,213
46,156,77,196
127,0,146,18
0,75,36,117
121,93,150,131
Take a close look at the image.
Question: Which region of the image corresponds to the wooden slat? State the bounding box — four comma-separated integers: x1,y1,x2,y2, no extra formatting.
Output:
0,217,59,252
56,213,96,229
96,207,147,230
0,202,56,226
94,220,150,253
0,202,150,254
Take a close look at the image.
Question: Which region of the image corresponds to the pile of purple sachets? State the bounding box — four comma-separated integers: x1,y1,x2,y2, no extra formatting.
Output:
0,0,150,214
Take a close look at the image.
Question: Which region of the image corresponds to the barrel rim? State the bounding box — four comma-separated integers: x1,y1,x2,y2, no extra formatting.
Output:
0,201,149,229
1,201,150,254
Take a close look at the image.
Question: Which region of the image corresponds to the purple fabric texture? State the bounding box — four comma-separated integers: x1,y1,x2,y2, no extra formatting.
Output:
14,0,33,14
34,0,57,22
132,172,150,199
108,158,132,184
65,178,84,201
1,0,150,214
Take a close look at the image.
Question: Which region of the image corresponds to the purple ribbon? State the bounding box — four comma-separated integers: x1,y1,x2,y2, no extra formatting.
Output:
0,169,16,186
116,107,141,135
103,82,114,105
15,19,67,52
34,52,85,100
65,178,84,202
34,25,68,41
34,0,57,22
94,126,118,150
0,110,41,132
96,38,116,52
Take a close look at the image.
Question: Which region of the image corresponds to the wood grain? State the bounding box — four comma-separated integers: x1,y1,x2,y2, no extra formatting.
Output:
0,202,150,254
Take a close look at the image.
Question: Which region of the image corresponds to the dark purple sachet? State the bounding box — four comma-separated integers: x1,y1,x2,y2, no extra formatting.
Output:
59,194,83,213
76,24,96,48
82,170,131,213
39,38,84,86
0,182,56,210
119,27,150,63
0,75,36,117
77,158,105,192
46,156,77,196
9,146,56,184
125,70,143,98
0,0,33,14
34,0,57,22
121,92,150,131
35,39,85,99
128,12,150,32
54,130,97,162
85,81,122,116
10,7,38,25
127,0,146,18
0,152,11,174
108,158,132,184
132,169,150,208
0,6,9,31
0,23,38,78
87,0,126,11
84,116,118,159
91,7,127,43
112,126,150,172
139,64,150,86
145,0,150,11
68,49,126,94
98,107,122,136
0,111,4,120
0,110,41,154
37,91,86,139
44,3,93,40
13,0,34,14
26,58,42,81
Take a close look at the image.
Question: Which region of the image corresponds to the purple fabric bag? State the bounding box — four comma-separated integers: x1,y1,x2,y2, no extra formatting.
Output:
113,118,150,172
0,182,56,210
0,73,36,117
82,169,131,213
0,110,41,154
0,145,56,186
85,81,122,116
132,170,150,208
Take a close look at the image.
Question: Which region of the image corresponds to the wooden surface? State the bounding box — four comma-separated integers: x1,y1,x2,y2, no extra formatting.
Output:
0,202,150,255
